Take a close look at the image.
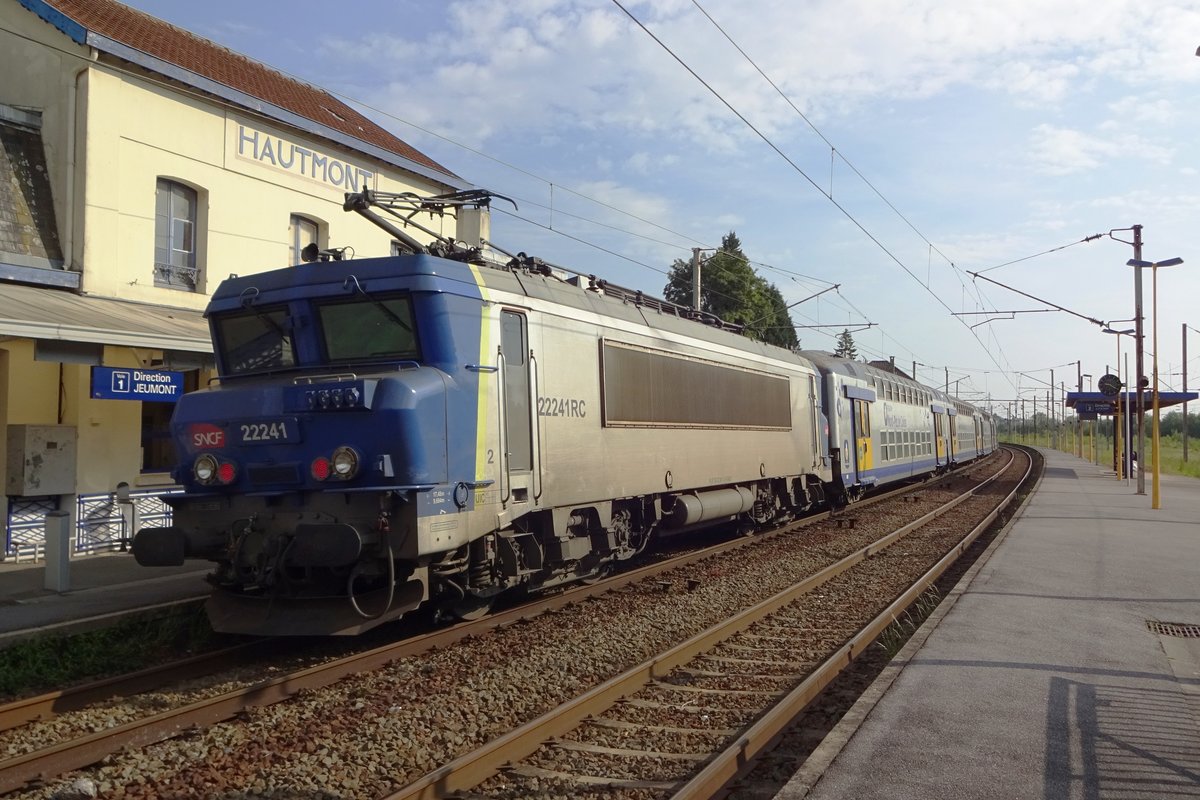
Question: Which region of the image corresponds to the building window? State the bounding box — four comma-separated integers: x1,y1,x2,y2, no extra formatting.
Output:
154,179,199,290
290,214,319,264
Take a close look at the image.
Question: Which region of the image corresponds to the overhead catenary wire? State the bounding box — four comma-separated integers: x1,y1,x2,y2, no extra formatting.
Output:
609,0,1017,393
0,14,1004,388
0,15,937,383
974,233,1105,274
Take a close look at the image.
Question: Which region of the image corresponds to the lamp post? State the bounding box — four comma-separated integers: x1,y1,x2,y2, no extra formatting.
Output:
1081,373,1093,462
1080,362,1089,455
1114,224,1148,495
1104,328,1134,479
1128,256,1184,509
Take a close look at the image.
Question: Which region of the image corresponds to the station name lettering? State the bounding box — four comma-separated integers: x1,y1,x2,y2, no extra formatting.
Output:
237,125,375,191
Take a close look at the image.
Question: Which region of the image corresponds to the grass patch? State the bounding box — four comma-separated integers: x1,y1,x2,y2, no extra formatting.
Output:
1004,432,1200,479
0,603,216,700
877,587,942,660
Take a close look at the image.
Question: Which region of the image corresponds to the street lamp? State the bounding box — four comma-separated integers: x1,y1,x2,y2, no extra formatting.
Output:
1081,372,1094,461
1128,256,1184,509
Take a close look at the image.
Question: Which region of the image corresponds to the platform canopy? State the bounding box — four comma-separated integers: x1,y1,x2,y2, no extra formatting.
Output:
1065,391,1198,416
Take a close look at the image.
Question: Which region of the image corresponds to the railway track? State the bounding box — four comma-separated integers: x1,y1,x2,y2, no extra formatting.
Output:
0,451,1024,797
381,446,1029,799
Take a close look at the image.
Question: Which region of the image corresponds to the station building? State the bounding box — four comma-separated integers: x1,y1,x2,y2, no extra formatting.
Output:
0,0,475,556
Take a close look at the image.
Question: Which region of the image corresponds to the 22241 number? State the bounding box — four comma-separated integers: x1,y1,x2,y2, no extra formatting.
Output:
237,420,295,443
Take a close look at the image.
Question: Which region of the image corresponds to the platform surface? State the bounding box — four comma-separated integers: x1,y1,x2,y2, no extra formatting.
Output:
0,550,209,646
781,447,1200,799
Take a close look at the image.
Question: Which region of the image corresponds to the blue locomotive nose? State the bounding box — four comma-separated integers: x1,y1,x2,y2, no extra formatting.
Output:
168,368,454,493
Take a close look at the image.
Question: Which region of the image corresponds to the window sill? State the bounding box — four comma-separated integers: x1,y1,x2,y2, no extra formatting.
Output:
136,472,176,487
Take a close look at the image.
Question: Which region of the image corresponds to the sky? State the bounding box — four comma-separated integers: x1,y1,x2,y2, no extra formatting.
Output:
120,0,1200,414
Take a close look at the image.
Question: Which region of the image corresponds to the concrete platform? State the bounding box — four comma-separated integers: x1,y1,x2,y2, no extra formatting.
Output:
779,447,1200,799
0,552,209,647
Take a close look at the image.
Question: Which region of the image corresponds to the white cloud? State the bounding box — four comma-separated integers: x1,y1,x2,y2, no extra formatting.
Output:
1029,125,1114,174
1027,124,1174,175
625,151,679,174
316,0,1200,169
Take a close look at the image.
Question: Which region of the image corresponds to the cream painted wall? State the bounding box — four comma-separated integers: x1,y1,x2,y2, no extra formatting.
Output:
1,342,60,425
74,349,145,493
0,342,147,494
82,66,458,305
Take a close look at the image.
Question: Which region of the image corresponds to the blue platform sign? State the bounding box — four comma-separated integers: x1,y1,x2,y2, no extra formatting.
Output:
91,366,184,403
1076,400,1114,415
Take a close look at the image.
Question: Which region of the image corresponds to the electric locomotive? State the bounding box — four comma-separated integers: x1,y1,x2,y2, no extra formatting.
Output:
133,190,835,635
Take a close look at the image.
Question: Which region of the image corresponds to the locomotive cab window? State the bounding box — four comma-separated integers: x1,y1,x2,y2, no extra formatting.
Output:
215,306,297,375
317,294,420,363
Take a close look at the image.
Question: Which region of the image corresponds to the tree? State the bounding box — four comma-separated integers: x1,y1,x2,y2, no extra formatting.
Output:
663,231,799,349
834,328,858,359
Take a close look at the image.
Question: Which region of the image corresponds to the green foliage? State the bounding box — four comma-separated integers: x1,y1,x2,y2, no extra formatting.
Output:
1159,411,1200,438
663,231,799,349
0,605,215,699
834,328,858,359
1002,428,1200,480
877,587,942,659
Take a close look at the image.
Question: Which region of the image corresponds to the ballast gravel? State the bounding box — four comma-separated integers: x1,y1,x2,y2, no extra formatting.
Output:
9,455,1013,800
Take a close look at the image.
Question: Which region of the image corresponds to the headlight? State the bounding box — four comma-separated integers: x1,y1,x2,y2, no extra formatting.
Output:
194,454,219,484
331,446,360,479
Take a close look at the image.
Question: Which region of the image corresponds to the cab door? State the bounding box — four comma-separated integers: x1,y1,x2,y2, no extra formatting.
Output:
500,310,538,505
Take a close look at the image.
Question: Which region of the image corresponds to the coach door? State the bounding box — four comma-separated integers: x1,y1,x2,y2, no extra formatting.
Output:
500,310,537,503
934,411,948,466
852,399,872,481
947,410,958,464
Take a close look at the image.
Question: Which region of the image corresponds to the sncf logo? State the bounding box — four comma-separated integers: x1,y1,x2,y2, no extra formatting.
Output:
189,423,226,449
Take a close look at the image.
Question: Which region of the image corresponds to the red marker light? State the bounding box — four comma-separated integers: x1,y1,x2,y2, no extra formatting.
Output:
217,462,237,484
311,457,331,481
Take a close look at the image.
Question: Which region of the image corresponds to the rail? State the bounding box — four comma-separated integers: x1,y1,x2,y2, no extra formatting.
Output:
0,453,1013,794
379,447,1030,798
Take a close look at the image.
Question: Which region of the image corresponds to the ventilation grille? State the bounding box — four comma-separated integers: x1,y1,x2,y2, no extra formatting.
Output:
1146,620,1200,638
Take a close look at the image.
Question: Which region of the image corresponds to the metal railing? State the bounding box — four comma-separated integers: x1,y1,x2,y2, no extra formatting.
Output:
3,488,183,561
153,261,199,290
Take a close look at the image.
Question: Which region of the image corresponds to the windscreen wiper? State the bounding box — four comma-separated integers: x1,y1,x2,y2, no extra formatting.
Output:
238,288,290,339
343,275,412,333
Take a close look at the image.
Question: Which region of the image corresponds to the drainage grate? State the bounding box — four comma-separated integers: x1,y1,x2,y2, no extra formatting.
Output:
1146,620,1200,638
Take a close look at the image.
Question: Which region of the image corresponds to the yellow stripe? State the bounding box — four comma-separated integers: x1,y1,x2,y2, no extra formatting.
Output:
469,264,492,484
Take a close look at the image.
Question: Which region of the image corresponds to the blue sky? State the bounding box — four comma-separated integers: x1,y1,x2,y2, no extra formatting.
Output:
123,0,1200,413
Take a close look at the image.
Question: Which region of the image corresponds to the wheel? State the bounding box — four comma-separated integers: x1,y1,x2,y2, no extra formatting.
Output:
451,595,494,621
